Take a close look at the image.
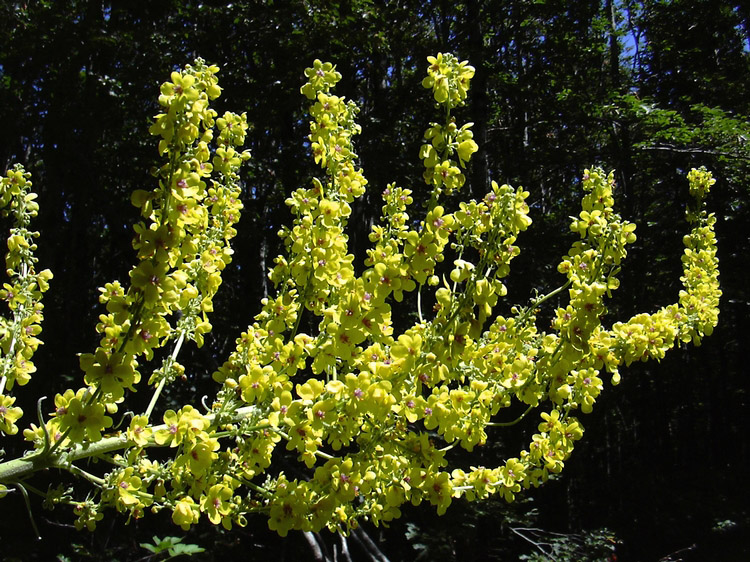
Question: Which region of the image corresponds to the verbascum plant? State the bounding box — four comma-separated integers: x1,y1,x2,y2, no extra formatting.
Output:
0,54,720,539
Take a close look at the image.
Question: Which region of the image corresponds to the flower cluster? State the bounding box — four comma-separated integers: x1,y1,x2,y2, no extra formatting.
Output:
421,52,475,108
0,55,720,540
419,54,478,197
19,59,249,456
0,166,53,436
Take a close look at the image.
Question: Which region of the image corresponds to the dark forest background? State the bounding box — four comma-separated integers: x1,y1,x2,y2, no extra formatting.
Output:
0,1,749,560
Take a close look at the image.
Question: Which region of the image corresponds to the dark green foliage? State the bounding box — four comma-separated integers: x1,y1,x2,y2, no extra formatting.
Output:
140,535,205,559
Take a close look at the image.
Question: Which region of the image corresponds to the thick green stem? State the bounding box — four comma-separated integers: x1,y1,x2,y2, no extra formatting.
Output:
0,405,257,485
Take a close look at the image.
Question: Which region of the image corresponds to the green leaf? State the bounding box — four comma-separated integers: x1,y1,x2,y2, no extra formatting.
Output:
169,543,206,557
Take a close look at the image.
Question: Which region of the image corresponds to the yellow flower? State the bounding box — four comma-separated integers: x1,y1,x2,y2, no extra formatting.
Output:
176,437,219,476
127,415,152,447
129,260,176,306
0,394,23,435
113,467,143,509
57,394,113,443
201,483,234,526
80,350,138,401
159,71,200,108
172,497,200,530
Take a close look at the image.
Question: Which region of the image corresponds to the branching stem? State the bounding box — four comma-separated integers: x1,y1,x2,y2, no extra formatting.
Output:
144,330,186,420
486,405,534,427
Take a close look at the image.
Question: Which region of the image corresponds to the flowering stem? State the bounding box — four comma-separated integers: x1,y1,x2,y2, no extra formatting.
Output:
486,404,534,427
144,330,186,420
45,427,72,458
0,264,30,395
67,464,106,487
233,475,274,499
417,284,424,323
518,279,573,326
0,404,260,484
